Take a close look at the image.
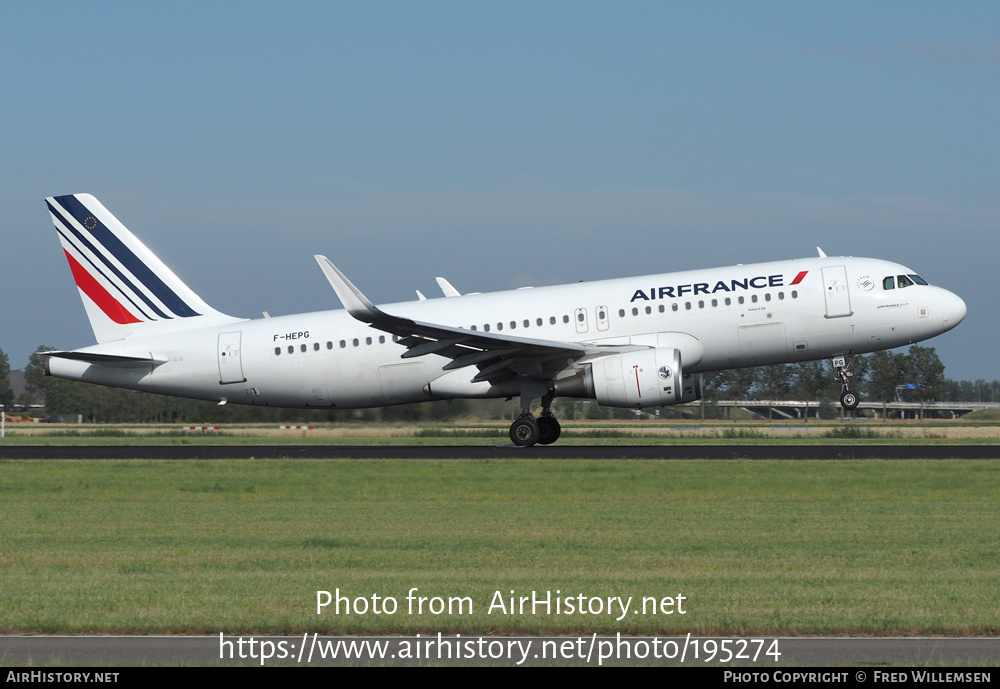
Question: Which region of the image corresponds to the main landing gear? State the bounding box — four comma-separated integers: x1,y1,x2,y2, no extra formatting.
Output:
508,382,562,447
833,356,860,411
509,412,563,447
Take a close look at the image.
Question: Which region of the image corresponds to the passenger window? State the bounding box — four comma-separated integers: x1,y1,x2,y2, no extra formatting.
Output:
288,346,294,354
645,306,651,314
672,303,678,312
510,321,516,329
313,342,320,351
658,305,664,313
550,316,556,325
352,339,359,347
379,336,385,344
738,296,745,304
524,319,530,328
563,315,570,323
537,318,543,326
274,347,281,356
366,337,372,345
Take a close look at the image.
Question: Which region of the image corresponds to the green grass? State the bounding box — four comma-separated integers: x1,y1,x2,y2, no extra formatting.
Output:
3,420,1000,445
1,458,998,636
963,408,1000,421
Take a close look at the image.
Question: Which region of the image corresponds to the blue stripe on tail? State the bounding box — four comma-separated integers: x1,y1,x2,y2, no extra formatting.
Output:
53,195,201,318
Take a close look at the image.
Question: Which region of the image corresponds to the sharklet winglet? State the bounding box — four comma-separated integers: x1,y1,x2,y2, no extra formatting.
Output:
314,255,385,323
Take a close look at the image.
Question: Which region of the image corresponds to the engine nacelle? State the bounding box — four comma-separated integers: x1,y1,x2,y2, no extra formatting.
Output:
590,347,685,409
677,372,704,404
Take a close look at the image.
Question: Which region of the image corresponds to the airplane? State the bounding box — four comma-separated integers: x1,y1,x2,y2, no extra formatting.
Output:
42,193,967,446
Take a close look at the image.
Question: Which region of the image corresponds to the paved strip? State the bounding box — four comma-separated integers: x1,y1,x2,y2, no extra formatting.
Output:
1,445,999,459
1,635,998,667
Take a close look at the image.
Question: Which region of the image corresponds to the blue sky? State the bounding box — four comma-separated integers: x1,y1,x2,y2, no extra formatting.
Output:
2,2,997,381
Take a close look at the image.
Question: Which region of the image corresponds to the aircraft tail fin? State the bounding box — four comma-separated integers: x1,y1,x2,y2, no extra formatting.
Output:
45,193,240,343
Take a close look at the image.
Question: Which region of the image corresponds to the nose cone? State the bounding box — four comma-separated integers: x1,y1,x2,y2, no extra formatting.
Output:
941,290,967,332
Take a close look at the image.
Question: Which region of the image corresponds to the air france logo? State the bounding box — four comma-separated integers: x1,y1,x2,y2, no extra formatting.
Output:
629,271,808,302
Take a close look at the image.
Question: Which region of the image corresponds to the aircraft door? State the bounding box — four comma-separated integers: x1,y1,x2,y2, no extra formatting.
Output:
574,307,589,334
595,305,609,331
218,332,246,384
822,266,853,318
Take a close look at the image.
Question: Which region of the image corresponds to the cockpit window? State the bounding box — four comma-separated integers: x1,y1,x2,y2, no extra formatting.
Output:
884,274,928,290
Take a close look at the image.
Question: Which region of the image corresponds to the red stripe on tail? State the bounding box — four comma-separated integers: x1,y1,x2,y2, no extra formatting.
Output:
64,250,142,325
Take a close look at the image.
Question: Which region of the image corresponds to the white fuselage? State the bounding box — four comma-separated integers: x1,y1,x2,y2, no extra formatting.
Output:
48,255,966,409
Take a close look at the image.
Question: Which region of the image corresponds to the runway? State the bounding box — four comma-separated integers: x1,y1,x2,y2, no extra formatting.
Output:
2,635,998,667
1,444,999,459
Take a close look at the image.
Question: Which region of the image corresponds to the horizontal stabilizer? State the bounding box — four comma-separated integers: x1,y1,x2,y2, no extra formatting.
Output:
44,351,166,368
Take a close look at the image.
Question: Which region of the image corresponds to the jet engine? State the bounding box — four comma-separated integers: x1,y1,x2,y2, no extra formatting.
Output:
586,347,692,408
677,372,704,404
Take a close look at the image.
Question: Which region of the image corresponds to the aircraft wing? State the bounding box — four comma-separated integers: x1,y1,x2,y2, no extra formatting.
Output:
315,256,639,384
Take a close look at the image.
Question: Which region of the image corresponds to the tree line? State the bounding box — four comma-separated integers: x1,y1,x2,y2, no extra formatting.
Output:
0,344,996,424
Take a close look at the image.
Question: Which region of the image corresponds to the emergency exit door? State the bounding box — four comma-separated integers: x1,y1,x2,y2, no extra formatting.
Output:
218,332,246,384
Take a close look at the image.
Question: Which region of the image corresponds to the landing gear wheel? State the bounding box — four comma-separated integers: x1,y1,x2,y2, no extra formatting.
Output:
833,356,860,411
536,416,562,445
509,418,540,447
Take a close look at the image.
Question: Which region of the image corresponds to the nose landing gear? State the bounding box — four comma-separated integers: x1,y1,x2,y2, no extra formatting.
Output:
833,356,860,410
